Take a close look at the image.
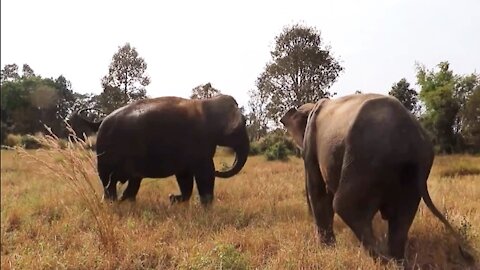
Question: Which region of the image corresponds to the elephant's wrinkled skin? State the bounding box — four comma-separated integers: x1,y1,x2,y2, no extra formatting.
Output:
281,93,473,263
76,95,250,205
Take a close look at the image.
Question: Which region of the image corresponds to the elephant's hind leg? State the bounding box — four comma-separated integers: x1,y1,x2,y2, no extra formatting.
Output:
170,172,194,204
387,190,420,261
120,178,143,201
333,173,381,259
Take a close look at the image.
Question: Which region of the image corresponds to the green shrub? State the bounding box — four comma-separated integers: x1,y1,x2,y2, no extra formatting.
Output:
248,141,261,156
265,142,289,161
188,243,249,270
4,134,22,147
21,135,42,149
213,243,248,270
256,131,297,156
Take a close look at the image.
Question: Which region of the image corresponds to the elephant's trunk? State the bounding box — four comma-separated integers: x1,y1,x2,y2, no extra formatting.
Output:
73,108,104,132
215,138,249,178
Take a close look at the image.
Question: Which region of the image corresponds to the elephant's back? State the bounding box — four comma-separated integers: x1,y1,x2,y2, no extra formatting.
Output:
315,94,386,142
345,95,432,164
95,97,204,160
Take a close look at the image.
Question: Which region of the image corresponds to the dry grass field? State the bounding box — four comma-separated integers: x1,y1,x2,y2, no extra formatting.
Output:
1,139,479,269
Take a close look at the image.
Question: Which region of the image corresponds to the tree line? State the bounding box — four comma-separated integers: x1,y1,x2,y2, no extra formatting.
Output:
247,24,480,154
1,24,479,153
1,43,149,140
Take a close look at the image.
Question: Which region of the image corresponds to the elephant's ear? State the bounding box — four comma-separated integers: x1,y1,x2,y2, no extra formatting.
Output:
221,96,244,134
225,107,244,134
281,106,311,149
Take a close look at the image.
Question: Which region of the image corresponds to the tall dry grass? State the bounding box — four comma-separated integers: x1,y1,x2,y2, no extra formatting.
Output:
1,134,479,269
16,133,118,254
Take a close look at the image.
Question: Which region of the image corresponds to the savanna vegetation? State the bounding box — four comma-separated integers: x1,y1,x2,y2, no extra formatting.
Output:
1,23,479,269
2,24,479,156
1,136,479,269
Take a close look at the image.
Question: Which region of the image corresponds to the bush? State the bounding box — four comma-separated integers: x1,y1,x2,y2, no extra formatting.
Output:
21,135,42,149
188,243,249,270
249,141,261,156
4,134,22,147
253,131,298,159
259,132,296,154
265,142,289,161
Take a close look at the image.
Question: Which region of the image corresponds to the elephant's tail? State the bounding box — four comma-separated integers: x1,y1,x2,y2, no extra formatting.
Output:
417,167,475,264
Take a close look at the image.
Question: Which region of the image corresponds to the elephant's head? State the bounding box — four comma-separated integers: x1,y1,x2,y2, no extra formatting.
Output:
280,103,317,150
204,95,250,178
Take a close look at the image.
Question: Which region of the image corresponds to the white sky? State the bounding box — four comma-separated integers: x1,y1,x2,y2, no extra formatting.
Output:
2,0,479,109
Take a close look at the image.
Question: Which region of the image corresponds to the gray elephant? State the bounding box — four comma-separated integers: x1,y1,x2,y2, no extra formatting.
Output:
280,93,473,262
75,94,250,205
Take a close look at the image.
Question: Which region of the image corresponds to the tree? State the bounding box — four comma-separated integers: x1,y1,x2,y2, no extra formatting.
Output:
22,64,35,78
96,85,126,114
1,64,20,83
0,73,81,137
70,93,99,115
1,76,54,134
1,78,29,131
389,78,418,113
190,83,220,99
256,24,343,121
458,76,480,152
417,62,460,153
455,73,478,111
54,75,76,119
101,43,150,105
247,88,269,141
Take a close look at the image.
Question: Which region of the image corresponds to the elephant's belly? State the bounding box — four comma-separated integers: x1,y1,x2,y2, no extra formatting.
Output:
138,156,190,178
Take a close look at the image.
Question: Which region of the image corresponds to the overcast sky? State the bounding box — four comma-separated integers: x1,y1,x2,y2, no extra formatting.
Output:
2,0,479,108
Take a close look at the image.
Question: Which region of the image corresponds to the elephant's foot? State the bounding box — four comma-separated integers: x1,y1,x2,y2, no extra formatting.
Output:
169,194,188,205
200,194,213,207
321,235,336,246
119,195,136,202
373,252,396,266
317,228,336,246
102,192,117,202
362,245,393,265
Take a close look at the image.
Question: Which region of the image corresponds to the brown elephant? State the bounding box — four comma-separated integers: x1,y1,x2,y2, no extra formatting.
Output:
280,93,473,263
75,94,250,205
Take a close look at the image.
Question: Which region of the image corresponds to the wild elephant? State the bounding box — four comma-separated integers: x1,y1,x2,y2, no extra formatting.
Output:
280,93,473,263
75,94,250,205
68,108,103,139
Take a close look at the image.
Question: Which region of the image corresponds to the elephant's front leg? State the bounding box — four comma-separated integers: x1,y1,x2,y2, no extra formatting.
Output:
194,160,215,206
305,162,335,245
169,172,194,204
120,178,143,201
104,183,118,201
100,171,118,201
